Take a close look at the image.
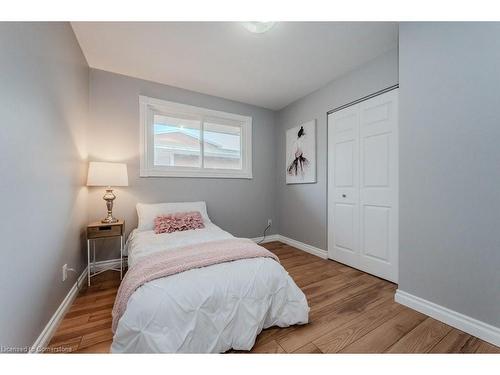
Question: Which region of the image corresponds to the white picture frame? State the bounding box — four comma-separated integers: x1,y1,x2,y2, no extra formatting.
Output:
285,119,316,184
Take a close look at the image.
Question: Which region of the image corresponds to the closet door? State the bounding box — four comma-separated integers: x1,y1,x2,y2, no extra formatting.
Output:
327,106,360,268
358,89,398,282
328,89,398,283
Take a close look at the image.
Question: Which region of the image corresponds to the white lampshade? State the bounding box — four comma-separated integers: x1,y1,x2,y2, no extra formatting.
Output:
87,162,128,187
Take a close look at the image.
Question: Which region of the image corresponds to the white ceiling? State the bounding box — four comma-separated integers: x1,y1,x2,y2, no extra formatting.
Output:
71,22,398,110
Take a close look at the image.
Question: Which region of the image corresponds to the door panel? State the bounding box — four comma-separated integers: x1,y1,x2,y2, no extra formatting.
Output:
362,101,390,124
334,140,354,187
363,205,390,261
363,133,389,187
328,89,398,282
334,111,358,132
334,203,355,252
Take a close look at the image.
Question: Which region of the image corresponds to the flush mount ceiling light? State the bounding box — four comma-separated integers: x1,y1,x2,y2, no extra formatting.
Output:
241,22,276,34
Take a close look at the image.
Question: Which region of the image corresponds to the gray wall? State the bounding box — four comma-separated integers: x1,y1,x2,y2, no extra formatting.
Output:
87,69,276,260
399,23,500,327
274,49,399,249
0,23,89,347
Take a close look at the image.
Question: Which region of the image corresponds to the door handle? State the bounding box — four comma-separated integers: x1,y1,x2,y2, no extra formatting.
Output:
342,194,346,198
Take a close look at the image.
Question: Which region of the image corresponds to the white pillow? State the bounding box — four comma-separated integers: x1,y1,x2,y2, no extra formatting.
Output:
136,201,211,232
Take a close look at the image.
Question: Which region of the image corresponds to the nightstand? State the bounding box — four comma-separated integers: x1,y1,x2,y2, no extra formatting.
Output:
86,220,125,286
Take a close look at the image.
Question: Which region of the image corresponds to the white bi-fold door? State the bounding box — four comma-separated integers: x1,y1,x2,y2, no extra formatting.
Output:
327,89,398,283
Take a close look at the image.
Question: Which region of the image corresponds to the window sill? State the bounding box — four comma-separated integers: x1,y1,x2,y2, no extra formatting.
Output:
140,168,253,179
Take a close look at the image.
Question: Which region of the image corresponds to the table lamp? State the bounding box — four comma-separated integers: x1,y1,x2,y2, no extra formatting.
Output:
87,162,129,223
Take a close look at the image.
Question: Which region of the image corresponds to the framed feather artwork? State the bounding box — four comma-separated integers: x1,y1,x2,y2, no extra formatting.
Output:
285,119,316,184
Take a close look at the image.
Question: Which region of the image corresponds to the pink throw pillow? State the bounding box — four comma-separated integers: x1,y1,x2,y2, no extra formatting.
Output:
154,211,205,234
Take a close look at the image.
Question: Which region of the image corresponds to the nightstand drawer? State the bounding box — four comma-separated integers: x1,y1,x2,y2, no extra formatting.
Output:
87,224,123,239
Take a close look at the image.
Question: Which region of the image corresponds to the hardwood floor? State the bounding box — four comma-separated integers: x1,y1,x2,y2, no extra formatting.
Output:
47,241,499,354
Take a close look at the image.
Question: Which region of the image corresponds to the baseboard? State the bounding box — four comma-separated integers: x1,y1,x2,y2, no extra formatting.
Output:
251,234,280,244
252,233,327,259
395,290,500,347
31,258,125,353
275,235,328,259
30,266,88,353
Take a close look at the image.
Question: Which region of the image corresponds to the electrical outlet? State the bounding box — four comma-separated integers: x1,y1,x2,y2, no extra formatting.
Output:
267,219,272,227
62,264,68,282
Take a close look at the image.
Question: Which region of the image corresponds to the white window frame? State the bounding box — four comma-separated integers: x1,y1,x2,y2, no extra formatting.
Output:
139,96,253,179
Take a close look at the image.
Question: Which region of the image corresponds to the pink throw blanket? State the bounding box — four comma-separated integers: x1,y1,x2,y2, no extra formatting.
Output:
111,238,279,333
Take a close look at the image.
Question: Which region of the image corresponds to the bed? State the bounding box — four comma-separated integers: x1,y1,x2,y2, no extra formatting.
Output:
110,202,309,353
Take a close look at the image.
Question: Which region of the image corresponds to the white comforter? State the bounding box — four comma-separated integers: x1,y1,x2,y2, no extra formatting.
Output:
111,224,309,353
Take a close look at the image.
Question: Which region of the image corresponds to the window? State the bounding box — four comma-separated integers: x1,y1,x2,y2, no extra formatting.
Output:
140,96,252,178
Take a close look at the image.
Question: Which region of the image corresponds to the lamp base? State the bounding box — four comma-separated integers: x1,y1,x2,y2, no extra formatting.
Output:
102,188,118,224
101,216,119,224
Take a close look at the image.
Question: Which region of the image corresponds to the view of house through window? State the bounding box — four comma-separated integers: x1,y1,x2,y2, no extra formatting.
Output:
153,115,242,170
153,114,202,168
203,121,241,170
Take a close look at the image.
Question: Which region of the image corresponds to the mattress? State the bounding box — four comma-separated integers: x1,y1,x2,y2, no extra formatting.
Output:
112,224,309,353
